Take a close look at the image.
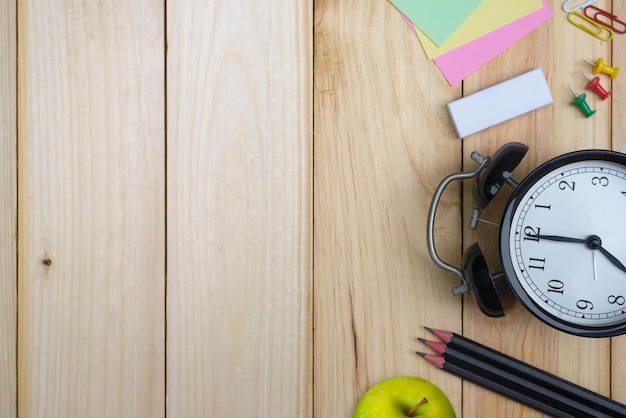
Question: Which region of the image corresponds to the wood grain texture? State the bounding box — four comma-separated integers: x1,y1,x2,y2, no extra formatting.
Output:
0,1,16,417
17,2,165,416
462,1,615,416
8,1,626,417
165,1,313,416
314,0,463,415
611,0,626,407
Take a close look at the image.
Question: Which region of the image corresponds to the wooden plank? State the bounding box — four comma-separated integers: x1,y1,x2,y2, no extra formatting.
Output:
462,0,614,415
314,0,463,416
17,2,165,416
0,0,16,416
165,1,312,416
611,0,626,406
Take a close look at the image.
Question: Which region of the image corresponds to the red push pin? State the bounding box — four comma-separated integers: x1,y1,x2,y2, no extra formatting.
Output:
580,71,611,100
583,58,620,79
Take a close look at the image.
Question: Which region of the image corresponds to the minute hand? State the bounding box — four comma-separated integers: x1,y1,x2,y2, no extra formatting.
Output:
536,234,626,274
535,234,587,244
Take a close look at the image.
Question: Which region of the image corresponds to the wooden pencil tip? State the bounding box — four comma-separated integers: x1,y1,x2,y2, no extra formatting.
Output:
417,337,427,343
425,327,453,344
420,339,447,355
423,326,434,332
416,351,426,358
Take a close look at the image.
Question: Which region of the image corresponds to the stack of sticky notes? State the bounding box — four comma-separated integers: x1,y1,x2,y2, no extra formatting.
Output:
390,0,554,86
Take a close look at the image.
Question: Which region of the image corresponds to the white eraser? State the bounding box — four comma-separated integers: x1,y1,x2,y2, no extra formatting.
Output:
447,69,553,138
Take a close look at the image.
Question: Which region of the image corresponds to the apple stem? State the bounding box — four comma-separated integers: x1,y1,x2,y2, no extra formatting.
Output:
406,397,428,417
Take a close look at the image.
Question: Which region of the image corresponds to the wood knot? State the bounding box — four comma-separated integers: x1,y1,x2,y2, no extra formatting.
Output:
42,259,52,266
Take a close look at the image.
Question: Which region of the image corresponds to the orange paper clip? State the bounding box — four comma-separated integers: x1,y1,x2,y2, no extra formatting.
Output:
584,5,626,34
563,0,597,13
567,11,614,41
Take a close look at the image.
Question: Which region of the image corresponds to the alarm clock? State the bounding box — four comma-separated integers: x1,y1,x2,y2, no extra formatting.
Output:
427,142,626,337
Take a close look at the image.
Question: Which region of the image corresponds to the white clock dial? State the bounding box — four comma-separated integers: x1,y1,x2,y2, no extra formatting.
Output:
505,158,626,328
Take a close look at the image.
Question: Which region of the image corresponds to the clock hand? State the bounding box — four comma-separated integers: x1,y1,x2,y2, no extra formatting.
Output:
537,234,626,274
597,245,626,274
581,235,626,274
535,234,587,244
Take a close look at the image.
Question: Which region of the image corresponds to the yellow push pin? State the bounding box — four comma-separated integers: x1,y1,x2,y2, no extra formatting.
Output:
583,58,620,79
568,84,596,118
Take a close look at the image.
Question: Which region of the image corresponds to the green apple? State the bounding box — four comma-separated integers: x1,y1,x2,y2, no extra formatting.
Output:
353,376,456,418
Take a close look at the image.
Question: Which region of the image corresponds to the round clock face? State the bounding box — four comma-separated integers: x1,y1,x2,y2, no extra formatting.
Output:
500,150,626,337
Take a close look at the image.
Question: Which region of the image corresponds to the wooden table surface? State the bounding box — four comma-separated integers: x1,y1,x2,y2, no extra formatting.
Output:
2,0,626,417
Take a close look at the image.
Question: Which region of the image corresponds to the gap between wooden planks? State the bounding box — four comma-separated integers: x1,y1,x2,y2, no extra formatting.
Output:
3,1,626,417
6,1,313,417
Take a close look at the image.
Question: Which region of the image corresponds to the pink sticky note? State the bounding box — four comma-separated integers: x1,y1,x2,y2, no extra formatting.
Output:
432,0,553,86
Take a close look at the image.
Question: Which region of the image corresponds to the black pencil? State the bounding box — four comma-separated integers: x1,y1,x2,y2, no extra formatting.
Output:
420,348,612,417
417,352,621,418
417,352,590,418
422,327,626,417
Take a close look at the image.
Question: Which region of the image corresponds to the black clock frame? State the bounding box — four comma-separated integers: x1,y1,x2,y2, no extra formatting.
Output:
499,149,626,338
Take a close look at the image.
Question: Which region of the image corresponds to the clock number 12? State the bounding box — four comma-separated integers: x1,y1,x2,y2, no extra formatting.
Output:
523,226,541,242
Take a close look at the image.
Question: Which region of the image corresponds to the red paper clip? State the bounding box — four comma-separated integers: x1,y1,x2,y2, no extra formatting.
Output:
584,5,626,34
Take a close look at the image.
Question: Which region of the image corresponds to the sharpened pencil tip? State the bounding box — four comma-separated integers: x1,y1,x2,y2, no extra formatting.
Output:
416,351,426,357
424,326,434,332
417,337,427,343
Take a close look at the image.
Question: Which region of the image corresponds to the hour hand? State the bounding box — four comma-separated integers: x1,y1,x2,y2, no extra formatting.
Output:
598,246,626,274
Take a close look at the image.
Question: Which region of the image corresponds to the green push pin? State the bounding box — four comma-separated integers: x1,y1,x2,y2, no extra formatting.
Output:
568,84,596,118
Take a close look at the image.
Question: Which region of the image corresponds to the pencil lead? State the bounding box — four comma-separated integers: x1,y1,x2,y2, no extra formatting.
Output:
417,337,428,343
416,351,426,358
424,326,434,333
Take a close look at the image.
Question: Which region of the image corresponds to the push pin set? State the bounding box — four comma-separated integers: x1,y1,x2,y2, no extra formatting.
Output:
568,57,618,118
562,4,623,118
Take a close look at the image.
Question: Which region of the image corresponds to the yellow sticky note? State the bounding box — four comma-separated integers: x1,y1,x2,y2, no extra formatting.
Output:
417,0,543,59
